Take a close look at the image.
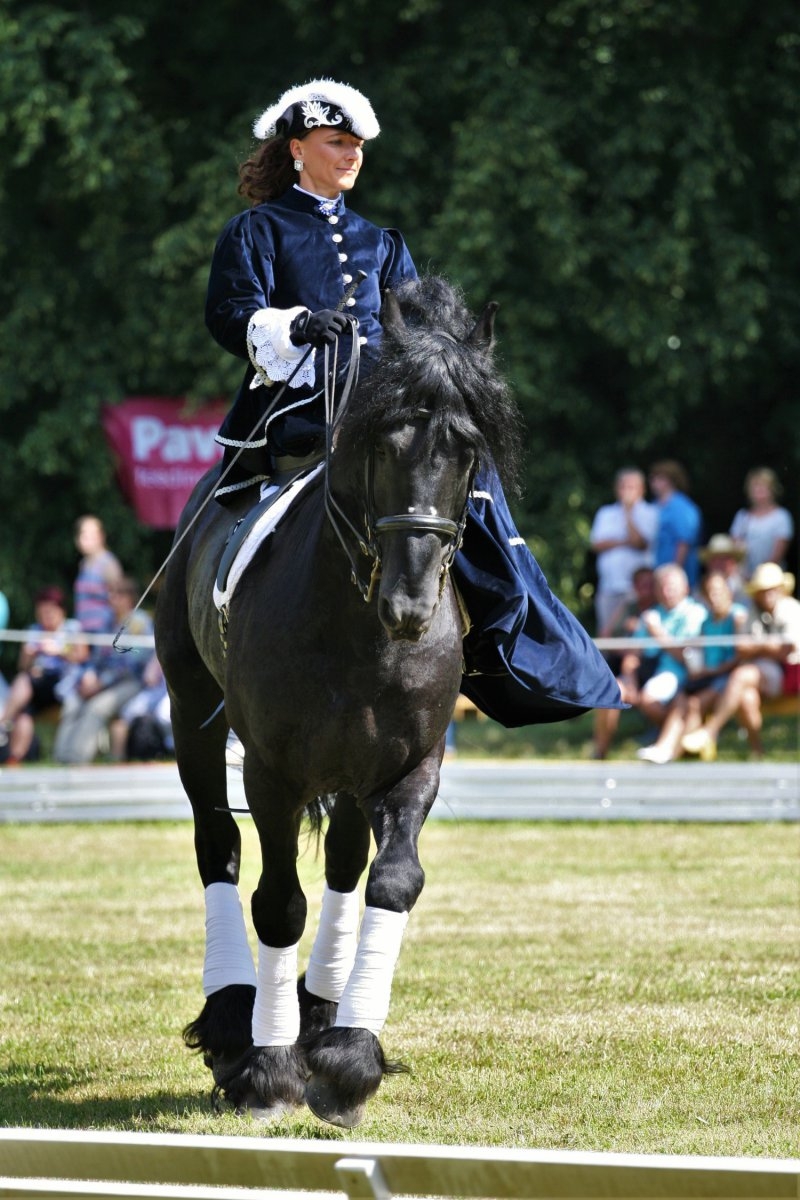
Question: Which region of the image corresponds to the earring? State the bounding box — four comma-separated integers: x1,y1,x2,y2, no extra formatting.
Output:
294,159,304,172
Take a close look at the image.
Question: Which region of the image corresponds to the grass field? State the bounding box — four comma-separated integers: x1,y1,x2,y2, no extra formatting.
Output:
0,818,798,1157
451,707,799,762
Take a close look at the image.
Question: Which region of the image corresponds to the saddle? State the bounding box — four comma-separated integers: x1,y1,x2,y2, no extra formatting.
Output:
214,453,324,604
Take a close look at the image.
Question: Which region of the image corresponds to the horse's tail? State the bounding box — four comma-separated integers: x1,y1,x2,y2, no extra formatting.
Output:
303,793,336,852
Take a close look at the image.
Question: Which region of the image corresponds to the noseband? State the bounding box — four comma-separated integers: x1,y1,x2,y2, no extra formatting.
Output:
322,337,472,603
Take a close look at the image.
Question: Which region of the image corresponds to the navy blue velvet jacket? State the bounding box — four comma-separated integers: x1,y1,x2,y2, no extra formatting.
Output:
205,188,621,723
206,185,416,454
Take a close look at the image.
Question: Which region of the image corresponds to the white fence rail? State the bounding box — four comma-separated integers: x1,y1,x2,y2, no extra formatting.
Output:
0,628,787,652
1,1129,798,1199
0,761,798,824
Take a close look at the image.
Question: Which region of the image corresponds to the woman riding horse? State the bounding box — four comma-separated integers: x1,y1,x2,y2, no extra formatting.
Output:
206,77,621,726
157,79,622,1126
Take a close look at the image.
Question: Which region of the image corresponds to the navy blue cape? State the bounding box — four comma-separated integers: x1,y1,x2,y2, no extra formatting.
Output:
456,468,623,726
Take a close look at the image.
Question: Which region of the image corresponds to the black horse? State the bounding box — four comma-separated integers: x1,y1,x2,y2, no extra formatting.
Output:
155,276,521,1127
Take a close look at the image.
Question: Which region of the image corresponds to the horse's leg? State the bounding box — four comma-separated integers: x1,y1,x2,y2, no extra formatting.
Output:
213,759,309,1121
157,589,257,1081
304,751,442,1128
299,792,371,1041
177,710,258,1078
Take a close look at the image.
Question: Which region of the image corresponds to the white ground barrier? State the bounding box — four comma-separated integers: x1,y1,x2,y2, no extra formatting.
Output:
0,1129,799,1199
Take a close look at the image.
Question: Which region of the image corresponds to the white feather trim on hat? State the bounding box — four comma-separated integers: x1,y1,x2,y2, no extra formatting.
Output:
253,78,380,141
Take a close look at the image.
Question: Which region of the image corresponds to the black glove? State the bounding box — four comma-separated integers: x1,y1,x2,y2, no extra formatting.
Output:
289,308,350,348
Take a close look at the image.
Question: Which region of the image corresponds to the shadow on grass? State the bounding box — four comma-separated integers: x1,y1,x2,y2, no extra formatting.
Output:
0,1061,355,1139
0,1061,207,1128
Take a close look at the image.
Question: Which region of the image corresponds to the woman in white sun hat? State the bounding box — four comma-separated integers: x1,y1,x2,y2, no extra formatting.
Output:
682,562,799,760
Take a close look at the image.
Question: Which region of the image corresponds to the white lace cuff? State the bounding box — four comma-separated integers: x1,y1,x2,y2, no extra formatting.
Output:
247,307,316,390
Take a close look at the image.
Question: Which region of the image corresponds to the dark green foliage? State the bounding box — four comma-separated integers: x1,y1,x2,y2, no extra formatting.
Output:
1,0,797,630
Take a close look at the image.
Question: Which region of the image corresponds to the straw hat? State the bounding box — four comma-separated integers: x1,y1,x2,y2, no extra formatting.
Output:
745,562,795,596
699,533,745,562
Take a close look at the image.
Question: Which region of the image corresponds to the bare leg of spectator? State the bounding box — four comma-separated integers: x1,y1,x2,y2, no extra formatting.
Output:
8,712,36,764
635,694,669,732
592,706,621,759
637,694,689,763
592,673,638,759
0,674,34,724
682,664,762,760
108,718,129,761
735,680,765,757
681,693,705,738
54,680,140,764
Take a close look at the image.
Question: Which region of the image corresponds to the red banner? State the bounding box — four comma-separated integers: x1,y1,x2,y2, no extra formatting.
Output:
102,396,228,529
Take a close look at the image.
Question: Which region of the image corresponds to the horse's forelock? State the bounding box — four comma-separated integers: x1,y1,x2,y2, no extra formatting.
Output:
391,275,475,342
345,275,524,492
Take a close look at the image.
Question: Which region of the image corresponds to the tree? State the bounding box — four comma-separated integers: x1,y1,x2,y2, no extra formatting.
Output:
1,0,797,643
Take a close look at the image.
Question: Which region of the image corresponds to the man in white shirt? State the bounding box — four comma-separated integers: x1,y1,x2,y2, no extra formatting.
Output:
590,467,659,632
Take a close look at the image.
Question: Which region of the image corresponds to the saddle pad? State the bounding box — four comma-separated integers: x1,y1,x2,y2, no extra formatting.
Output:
213,462,324,611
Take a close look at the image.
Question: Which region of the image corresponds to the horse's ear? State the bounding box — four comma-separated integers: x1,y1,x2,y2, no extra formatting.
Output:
467,301,499,352
381,289,407,338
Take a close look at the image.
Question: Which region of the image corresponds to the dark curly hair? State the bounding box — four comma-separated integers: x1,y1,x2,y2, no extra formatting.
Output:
238,137,295,204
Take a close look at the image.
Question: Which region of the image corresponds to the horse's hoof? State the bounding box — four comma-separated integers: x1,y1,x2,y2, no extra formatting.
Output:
305,1074,366,1129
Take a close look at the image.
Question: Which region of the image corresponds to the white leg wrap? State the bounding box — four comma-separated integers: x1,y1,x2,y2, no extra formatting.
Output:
305,884,360,1003
335,906,409,1036
202,882,257,997
251,941,301,1047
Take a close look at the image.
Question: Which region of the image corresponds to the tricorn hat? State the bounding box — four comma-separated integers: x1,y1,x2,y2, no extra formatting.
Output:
745,562,795,596
253,79,380,142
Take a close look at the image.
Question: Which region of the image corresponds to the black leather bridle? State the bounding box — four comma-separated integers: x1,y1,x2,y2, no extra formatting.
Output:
322,333,473,603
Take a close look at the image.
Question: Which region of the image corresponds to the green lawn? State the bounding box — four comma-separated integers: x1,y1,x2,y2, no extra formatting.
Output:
451,707,799,761
1,819,797,1156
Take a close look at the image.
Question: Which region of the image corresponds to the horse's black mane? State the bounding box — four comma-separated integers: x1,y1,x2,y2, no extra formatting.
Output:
346,275,524,495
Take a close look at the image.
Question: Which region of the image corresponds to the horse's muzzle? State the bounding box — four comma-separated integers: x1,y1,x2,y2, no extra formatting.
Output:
378,595,435,642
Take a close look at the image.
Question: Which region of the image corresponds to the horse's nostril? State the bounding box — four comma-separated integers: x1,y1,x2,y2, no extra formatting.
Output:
378,597,404,633
378,597,431,640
